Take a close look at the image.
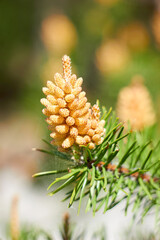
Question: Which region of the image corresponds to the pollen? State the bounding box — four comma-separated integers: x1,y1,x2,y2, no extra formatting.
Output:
41,55,105,150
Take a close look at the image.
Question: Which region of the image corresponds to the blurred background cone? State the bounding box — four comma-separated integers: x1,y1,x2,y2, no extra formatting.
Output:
118,22,150,52
116,75,156,131
41,14,77,55
96,39,130,74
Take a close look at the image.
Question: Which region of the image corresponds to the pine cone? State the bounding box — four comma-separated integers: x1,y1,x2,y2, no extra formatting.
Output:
116,75,156,131
41,55,105,150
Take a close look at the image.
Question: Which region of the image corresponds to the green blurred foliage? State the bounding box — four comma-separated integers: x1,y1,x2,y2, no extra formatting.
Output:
0,0,35,111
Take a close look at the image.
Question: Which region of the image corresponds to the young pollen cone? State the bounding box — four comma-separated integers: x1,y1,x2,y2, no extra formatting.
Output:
41,55,105,150
116,75,156,131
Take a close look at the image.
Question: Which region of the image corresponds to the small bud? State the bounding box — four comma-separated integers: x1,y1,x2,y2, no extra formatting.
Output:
70,74,77,86
79,91,86,99
71,102,90,118
70,127,78,138
59,108,70,118
50,115,64,124
62,136,74,148
47,105,59,114
57,98,67,108
77,97,87,109
78,122,91,134
92,134,101,143
66,116,75,126
42,87,51,95
91,119,98,129
46,118,53,125
89,142,95,149
76,136,86,145
95,138,103,145
72,87,82,96
65,94,75,102
40,98,50,107
84,135,91,143
87,129,95,137
92,104,100,120
47,95,57,105
56,124,69,134
50,132,66,139
54,73,65,89
99,120,105,127
75,77,83,88
64,82,72,93
75,117,87,126
47,81,55,94
68,98,79,110
54,86,65,98
95,126,104,134
42,108,51,116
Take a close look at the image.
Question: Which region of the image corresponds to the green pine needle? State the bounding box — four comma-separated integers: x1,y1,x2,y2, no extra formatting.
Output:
33,109,160,222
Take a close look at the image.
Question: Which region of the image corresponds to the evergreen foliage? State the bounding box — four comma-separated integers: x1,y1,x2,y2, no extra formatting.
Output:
33,108,160,221
19,226,52,240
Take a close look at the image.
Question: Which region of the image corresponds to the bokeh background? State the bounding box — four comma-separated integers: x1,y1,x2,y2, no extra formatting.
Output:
1,0,160,239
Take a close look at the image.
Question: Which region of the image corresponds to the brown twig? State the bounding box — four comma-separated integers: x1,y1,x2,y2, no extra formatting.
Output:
96,162,159,183
62,212,71,240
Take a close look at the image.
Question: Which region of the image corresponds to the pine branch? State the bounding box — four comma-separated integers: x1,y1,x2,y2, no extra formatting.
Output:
33,108,160,222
